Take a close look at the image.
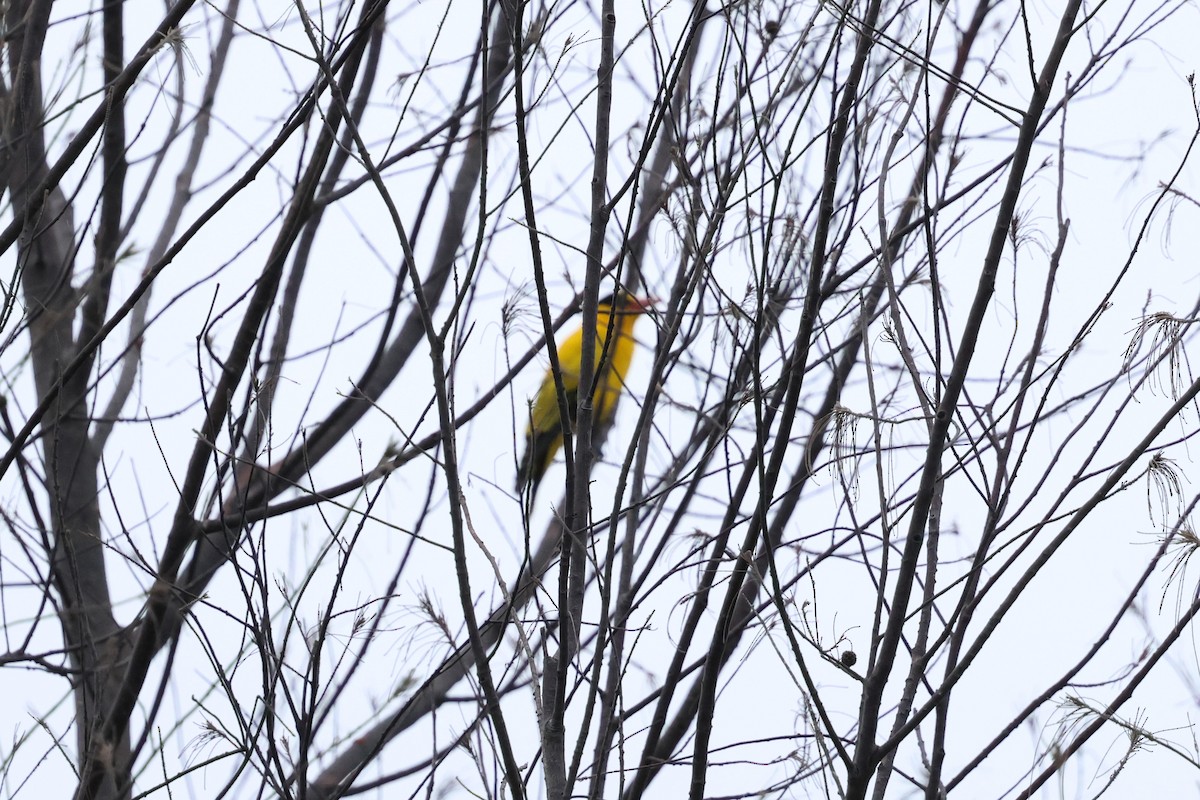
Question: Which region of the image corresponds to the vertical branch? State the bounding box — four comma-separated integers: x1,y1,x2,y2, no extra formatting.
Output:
849,4,1084,797
73,0,127,378
80,4,390,795
2,0,127,796
687,1,886,796
94,0,242,450
544,3,619,799
584,5,708,796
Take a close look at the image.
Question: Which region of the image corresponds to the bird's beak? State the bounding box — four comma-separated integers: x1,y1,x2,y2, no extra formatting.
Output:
629,295,659,314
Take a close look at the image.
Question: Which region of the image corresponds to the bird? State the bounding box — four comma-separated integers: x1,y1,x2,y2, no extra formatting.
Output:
516,291,655,498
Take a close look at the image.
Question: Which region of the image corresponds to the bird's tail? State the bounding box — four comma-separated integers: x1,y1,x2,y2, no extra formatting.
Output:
516,429,562,499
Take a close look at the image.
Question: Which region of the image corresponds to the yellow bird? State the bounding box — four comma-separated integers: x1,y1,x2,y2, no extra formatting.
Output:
517,292,655,496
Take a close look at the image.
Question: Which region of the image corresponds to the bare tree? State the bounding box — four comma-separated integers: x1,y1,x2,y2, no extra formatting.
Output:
2,0,1199,798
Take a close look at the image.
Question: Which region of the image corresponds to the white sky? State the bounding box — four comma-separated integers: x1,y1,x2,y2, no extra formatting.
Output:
6,0,1200,798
